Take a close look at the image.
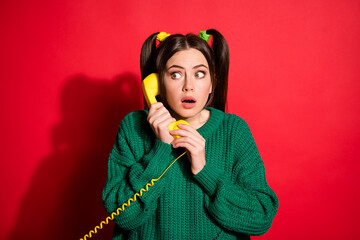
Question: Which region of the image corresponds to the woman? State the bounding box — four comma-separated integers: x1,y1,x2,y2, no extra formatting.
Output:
102,29,278,239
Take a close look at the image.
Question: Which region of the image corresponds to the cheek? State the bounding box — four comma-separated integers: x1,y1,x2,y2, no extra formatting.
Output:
200,80,212,95
163,82,178,102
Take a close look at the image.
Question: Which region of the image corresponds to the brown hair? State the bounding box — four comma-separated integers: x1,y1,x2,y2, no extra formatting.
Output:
140,29,229,112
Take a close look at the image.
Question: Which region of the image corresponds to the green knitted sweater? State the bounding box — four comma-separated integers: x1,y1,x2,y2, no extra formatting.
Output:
102,107,278,240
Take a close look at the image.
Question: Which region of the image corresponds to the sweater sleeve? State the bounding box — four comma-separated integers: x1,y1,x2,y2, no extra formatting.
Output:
102,114,174,230
193,119,279,235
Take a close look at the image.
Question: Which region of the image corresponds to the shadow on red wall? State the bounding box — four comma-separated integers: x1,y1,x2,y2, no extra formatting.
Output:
8,73,142,240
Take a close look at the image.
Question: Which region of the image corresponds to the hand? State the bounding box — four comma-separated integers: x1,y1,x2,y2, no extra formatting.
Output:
147,102,175,145
170,124,206,175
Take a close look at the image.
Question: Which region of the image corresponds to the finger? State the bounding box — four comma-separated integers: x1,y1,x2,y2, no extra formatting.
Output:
172,134,205,150
170,128,199,137
149,107,168,121
171,138,196,149
148,105,170,124
172,140,201,155
170,128,205,144
174,124,204,141
149,108,171,124
153,112,173,128
150,102,163,110
172,135,203,147
148,102,165,116
177,124,200,135
148,102,164,117
171,129,206,152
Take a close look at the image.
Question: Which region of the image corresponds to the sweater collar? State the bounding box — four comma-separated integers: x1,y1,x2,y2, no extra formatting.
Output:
196,107,224,139
143,107,224,139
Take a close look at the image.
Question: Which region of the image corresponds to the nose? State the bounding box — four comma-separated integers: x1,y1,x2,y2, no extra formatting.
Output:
182,74,194,92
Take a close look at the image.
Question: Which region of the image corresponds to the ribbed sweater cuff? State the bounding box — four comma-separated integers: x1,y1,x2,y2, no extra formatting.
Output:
142,138,173,178
193,163,224,196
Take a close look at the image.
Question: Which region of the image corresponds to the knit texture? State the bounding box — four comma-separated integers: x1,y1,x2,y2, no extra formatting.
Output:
102,107,278,240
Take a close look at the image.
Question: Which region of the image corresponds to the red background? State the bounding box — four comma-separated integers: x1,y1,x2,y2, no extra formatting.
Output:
1,1,360,239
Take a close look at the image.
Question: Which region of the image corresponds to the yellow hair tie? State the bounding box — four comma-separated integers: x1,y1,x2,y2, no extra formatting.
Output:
156,32,171,42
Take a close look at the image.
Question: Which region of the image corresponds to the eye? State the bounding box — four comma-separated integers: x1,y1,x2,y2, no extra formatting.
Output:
171,72,181,79
195,71,205,78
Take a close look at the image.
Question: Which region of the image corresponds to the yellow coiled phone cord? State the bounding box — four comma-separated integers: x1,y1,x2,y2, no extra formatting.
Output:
80,151,187,240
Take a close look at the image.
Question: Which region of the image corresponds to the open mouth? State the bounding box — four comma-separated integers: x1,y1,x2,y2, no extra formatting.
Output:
181,96,196,103
181,96,196,109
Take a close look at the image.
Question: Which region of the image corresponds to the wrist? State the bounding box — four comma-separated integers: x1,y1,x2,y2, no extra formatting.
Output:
191,158,206,175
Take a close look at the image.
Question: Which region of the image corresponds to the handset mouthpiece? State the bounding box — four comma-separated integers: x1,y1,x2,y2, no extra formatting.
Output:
168,120,190,139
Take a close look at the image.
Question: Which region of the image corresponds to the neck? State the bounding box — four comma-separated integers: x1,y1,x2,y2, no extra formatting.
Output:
172,109,210,129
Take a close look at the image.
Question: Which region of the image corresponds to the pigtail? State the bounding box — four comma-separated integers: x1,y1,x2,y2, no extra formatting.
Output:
140,32,159,80
140,32,159,109
206,29,229,112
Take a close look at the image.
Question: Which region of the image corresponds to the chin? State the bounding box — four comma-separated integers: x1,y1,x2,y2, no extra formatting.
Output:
173,107,202,120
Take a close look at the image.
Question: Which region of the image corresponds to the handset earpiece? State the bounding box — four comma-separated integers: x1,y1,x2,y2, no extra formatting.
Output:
142,73,160,106
142,73,190,139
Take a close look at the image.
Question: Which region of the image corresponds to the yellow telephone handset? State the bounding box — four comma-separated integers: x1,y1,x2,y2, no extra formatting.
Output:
142,73,160,106
142,73,190,138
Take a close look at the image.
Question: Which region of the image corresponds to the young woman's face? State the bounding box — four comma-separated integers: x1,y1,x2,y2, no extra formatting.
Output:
163,48,212,120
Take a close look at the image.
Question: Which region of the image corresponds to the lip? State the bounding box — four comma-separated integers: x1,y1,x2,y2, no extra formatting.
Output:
181,96,197,109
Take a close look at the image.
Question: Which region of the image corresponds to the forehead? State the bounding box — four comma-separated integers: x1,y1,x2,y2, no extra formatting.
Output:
166,48,208,68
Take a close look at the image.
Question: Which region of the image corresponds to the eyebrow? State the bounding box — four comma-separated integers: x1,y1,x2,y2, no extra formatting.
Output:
167,64,208,71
